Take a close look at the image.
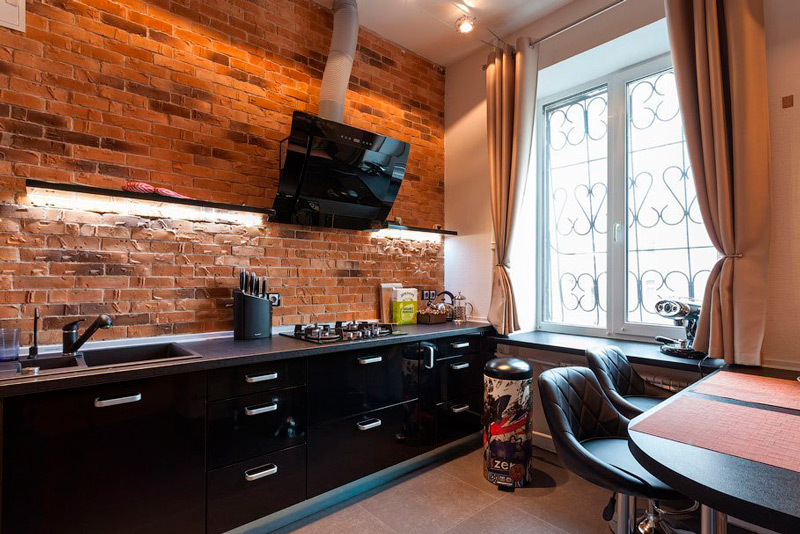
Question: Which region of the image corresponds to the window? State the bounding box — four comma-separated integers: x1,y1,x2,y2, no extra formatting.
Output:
537,56,716,338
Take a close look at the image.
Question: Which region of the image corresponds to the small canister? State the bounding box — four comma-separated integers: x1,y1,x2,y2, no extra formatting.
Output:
482,357,533,490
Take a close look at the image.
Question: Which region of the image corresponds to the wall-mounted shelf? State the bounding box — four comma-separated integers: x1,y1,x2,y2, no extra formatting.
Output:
381,221,457,236
25,179,276,217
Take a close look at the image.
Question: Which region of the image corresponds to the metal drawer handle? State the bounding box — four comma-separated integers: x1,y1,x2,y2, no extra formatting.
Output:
94,393,142,408
244,463,278,482
357,418,382,431
451,403,470,414
245,402,278,416
451,342,470,349
450,362,470,370
245,372,278,383
357,356,383,365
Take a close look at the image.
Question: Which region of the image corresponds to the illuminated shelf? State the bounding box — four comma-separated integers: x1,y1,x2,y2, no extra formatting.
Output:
25,179,276,217
382,221,457,236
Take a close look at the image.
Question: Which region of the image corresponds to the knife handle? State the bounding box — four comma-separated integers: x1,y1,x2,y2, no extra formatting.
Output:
261,276,267,298
240,270,246,292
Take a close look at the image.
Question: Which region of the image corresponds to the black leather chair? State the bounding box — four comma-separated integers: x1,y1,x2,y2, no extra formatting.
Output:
538,366,685,534
585,346,672,419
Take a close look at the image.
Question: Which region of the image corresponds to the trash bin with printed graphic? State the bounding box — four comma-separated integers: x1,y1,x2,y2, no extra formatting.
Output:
483,357,533,491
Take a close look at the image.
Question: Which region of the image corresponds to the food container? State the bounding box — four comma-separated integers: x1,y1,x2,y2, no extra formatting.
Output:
417,311,447,324
391,300,418,325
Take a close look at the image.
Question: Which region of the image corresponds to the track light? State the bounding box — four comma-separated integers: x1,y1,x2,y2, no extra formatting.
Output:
455,14,475,34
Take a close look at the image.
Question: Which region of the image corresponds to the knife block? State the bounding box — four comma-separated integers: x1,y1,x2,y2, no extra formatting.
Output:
233,290,272,340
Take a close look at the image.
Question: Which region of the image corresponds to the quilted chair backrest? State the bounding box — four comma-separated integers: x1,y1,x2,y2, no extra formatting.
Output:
538,366,629,444
585,346,646,397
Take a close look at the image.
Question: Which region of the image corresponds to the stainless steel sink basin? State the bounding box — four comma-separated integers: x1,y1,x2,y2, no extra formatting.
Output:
81,343,200,368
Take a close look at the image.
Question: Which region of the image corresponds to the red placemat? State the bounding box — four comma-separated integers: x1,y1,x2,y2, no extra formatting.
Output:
692,371,800,411
631,396,800,473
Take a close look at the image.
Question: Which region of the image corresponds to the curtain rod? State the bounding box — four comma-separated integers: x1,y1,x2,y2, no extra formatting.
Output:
481,0,626,69
527,0,626,48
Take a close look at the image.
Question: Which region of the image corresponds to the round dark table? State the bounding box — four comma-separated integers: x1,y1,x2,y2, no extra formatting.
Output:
628,367,800,534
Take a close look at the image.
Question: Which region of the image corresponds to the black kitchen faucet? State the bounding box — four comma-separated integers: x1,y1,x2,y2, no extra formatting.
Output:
62,315,114,356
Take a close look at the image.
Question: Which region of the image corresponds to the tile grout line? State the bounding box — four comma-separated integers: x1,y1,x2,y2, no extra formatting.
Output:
440,498,499,534
434,464,502,502
355,502,403,534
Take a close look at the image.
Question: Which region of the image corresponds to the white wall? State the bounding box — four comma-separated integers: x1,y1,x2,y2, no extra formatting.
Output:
444,0,665,326
762,0,800,369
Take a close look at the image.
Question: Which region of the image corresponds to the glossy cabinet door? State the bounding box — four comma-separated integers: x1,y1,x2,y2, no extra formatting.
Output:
207,385,307,469
307,400,420,497
207,444,306,534
2,373,207,534
308,343,419,425
436,392,483,447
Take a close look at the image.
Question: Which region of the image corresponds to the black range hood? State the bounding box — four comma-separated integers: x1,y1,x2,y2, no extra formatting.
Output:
272,111,410,231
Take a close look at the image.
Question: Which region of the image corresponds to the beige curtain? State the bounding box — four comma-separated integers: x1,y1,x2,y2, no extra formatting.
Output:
486,38,539,336
665,0,770,364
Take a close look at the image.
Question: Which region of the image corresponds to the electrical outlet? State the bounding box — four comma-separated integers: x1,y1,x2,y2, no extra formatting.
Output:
267,293,281,307
422,290,431,300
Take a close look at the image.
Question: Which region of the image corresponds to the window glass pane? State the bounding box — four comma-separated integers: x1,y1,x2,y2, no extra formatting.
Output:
543,86,608,328
626,69,716,325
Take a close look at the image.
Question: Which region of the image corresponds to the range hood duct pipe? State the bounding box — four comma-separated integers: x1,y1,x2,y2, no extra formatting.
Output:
318,0,359,123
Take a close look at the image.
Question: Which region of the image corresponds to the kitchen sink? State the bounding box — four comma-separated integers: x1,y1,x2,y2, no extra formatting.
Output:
81,343,201,368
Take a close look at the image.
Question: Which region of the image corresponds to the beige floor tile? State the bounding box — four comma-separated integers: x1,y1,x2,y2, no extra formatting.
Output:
499,450,611,534
444,501,572,534
272,502,396,534
358,467,499,534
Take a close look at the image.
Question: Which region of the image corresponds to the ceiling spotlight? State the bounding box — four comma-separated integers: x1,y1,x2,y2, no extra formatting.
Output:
455,14,476,34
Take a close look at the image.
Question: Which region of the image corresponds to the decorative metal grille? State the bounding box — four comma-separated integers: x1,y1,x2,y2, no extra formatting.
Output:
625,69,716,325
541,68,716,330
543,86,609,328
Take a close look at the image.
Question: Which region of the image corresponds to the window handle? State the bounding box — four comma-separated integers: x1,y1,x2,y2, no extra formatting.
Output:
613,222,622,243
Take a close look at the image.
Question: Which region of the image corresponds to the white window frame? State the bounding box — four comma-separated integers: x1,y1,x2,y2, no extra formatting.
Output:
535,53,686,341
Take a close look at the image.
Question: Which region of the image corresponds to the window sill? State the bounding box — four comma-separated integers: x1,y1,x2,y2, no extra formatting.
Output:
492,330,724,373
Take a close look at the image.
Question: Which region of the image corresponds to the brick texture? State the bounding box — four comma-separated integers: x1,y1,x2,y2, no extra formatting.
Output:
0,0,446,345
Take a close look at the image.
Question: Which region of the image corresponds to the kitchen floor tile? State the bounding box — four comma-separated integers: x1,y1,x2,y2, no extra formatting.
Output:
271,502,396,534
273,446,760,534
357,467,499,534
443,501,572,534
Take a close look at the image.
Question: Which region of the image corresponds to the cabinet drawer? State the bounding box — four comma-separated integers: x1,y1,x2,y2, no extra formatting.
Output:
208,386,307,469
440,351,484,402
308,343,419,425
436,334,481,358
207,445,306,534
209,358,306,401
436,393,482,447
307,400,419,497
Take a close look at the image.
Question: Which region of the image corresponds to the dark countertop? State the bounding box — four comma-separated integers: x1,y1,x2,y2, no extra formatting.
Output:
493,330,725,372
629,366,800,533
0,322,494,398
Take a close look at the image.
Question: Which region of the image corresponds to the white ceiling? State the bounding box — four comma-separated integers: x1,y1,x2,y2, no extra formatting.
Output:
314,0,572,66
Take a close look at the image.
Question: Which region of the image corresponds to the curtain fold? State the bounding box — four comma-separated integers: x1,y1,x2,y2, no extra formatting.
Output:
485,37,539,336
665,0,770,364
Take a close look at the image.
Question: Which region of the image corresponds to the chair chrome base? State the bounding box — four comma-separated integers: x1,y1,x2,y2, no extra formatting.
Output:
614,493,638,534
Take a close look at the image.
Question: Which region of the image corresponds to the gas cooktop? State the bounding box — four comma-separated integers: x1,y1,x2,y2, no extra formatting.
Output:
280,321,407,344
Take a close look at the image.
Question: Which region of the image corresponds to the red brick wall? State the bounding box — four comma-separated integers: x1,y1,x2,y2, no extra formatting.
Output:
0,0,445,345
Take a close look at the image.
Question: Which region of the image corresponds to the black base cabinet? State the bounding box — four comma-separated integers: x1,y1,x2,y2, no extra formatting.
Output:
0,331,492,534
308,400,420,497
2,373,207,534
207,444,307,534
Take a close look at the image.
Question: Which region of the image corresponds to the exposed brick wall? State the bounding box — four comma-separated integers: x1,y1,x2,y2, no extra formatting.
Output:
0,0,446,345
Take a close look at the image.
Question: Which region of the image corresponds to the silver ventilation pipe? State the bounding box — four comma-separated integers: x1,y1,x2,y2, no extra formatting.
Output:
318,0,359,123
